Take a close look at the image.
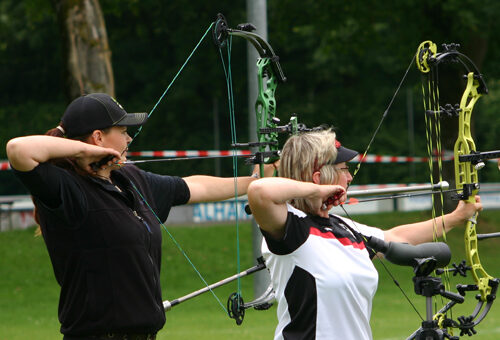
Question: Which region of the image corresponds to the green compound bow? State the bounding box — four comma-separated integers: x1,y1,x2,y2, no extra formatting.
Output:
213,13,319,325
154,14,315,326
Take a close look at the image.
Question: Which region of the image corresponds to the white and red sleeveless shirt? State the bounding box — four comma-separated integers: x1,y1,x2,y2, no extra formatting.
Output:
261,204,384,340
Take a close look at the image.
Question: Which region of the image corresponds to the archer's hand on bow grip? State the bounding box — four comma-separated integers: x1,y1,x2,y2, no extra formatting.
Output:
453,196,483,223
259,161,279,178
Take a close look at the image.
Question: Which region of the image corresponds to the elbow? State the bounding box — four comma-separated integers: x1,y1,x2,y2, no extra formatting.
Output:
6,138,36,171
247,179,269,201
6,138,24,161
247,180,275,208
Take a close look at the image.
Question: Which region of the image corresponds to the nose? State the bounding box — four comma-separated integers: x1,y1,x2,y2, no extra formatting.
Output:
126,133,132,143
346,171,353,184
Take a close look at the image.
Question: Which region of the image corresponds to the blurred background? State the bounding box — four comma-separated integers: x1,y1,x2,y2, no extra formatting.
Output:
1,2,500,339
1,0,499,195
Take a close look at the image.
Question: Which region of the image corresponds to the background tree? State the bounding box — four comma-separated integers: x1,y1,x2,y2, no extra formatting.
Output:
51,0,114,99
0,0,499,195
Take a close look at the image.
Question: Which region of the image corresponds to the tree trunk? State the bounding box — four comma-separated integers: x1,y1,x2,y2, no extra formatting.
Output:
51,0,114,101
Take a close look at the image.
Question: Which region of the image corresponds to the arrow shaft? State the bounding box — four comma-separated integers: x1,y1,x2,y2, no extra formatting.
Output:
347,181,449,197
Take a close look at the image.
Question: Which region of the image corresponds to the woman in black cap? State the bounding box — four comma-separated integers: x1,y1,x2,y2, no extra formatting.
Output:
247,128,482,340
6,93,270,340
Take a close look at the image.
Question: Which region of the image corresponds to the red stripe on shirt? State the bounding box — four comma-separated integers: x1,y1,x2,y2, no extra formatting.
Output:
309,227,365,250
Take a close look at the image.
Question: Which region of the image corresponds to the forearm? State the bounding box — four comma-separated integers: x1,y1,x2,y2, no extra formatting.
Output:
248,177,324,204
7,135,120,173
184,175,256,203
384,212,465,245
247,178,321,238
7,136,90,171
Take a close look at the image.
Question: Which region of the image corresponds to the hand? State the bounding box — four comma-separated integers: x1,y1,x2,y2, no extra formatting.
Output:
74,146,121,174
252,161,279,178
311,185,346,216
323,190,348,209
453,195,483,223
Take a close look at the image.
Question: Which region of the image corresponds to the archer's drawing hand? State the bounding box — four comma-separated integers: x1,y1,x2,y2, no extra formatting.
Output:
312,185,345,215
75,146,121,174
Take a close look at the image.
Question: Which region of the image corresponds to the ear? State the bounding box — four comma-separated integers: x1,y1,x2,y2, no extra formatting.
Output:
312,171,321,185
88,130,104,146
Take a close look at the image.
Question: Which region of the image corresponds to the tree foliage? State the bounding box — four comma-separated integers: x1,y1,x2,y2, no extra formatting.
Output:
1,0,499,194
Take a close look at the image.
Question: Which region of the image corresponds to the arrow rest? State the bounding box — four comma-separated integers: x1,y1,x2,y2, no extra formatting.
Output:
451,183,479,201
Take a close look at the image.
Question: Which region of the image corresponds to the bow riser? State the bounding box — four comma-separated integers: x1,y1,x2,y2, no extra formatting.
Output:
256,58,279,174
454,72,480,202
454,72,494,302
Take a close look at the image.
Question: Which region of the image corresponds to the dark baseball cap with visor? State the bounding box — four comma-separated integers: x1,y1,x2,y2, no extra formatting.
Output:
334,140,358,164
61,93,148,138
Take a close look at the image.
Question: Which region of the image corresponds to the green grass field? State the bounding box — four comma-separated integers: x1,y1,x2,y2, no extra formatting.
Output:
1,210,499,340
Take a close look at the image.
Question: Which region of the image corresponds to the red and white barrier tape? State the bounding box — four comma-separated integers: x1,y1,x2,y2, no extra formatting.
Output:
0,150,497,171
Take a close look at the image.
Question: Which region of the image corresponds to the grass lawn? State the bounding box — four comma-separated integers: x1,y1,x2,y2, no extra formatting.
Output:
0,210,499,339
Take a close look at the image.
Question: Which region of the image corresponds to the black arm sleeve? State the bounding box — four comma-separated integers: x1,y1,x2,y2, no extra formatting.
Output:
261,211,311,255
144,171,190,222
12,163,87,222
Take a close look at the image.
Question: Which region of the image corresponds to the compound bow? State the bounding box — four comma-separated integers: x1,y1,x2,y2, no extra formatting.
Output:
144,14,309,326
213,13,319,325
406,41,499,339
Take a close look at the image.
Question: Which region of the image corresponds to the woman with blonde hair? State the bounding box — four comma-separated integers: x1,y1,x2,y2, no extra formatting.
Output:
247,128,482,340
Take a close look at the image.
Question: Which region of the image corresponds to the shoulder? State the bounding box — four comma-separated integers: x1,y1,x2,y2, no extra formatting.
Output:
261,204,313,255
287,203,308,218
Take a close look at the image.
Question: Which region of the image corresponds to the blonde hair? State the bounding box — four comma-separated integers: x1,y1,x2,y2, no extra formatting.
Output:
279,128,340,212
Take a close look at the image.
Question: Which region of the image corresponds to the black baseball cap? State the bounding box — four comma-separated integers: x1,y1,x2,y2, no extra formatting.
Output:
334,140,358,163
61,93,148,138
